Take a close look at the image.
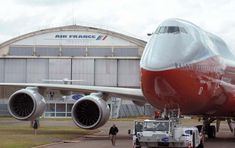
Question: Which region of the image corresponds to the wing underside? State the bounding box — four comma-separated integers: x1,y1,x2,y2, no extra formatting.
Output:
0,83,145,103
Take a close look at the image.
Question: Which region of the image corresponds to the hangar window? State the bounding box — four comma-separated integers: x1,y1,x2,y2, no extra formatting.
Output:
9,46,34,56
36,47,60,56
114,48,139,57
88,48,112,57
62,48,86,57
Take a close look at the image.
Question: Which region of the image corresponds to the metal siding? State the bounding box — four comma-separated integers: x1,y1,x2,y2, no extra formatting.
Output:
0,104,9,116
114,48,139,57
72,59,94,85
0,60,4,82
27,59,49,83
49,59,71,83
0,87,4,98
119,105,125,118
118,60,140,87
36,47,60,56
95,59,117,86
5,59,26,82
120,104,128,118
3,87,22,98
88,48,112,57
137,106,144,115
9,47,34,56
62,48,86,57
144,104,154,115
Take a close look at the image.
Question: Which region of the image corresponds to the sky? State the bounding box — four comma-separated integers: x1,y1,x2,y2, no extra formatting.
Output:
0,0,235,49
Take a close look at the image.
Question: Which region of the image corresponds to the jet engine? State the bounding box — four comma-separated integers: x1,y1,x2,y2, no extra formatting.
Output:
72,94,110,129
8,87,46,121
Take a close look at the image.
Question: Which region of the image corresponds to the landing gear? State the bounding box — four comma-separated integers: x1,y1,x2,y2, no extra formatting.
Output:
197,140,204,148
134,138,141,148
194,125,204,148
197,118,216,139
207,125,216,138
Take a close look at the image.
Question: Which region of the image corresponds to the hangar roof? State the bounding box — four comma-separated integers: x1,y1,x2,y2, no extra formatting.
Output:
0,25,146,49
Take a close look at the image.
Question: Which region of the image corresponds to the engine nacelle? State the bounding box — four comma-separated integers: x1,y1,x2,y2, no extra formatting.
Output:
8,87,46,121
72,95,110,129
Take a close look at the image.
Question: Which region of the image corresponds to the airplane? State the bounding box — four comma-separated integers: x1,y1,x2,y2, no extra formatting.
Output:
1,18,235,138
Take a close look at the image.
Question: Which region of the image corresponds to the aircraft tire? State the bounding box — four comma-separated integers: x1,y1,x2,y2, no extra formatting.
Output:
208,125,216,138
197,140,204,148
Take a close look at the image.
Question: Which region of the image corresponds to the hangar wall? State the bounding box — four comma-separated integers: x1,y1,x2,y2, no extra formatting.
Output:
0,57,144,118
0,57,140,89
0,25,152,118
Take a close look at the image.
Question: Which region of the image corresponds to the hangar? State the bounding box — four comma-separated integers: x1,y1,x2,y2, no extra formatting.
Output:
0,25,152,118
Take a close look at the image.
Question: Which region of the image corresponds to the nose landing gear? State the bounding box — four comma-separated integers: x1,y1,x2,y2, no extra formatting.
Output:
197,118,216,139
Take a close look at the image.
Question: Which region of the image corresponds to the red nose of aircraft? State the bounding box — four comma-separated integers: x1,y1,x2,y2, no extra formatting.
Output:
140,19,225,114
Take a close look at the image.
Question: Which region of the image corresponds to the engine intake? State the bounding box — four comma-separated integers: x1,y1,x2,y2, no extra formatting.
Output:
8,87,46,121
72,95,110,129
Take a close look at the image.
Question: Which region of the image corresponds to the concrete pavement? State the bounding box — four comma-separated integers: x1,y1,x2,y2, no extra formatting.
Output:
39,120,133,148
38,120,235,148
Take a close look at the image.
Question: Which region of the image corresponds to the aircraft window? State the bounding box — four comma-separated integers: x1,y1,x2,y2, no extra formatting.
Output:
167,26,180,33
159,27,167,33
156,26,187,34
155,27,160,33
179,27,187,33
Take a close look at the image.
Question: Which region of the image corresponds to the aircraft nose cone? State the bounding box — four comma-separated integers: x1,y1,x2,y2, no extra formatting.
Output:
154,77,177,97
141,32,196,71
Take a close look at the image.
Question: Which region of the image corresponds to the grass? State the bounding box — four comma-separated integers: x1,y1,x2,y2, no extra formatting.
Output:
0,117,146,148
0,124,97,148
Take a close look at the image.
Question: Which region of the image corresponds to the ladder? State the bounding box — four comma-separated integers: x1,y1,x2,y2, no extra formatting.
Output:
111,97,122,118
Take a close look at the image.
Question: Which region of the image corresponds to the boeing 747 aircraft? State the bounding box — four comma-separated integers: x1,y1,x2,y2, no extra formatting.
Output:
1,18,235,138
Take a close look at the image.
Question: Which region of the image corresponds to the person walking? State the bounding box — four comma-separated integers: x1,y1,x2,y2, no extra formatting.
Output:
109,124,119,146
33,119,39,135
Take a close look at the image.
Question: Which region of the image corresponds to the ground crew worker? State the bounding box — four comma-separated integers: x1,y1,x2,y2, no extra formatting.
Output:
33,119,39,135
154,111,161,119
135,122,143,135
109,124,119,146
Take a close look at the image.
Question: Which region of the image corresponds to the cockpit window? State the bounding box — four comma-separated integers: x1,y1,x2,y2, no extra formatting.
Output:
155,26,187,34
179,27,187,33
159,27,167,33
167,26,180,33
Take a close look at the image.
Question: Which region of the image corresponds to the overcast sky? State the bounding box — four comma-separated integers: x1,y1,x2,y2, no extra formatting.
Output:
0,0,235,49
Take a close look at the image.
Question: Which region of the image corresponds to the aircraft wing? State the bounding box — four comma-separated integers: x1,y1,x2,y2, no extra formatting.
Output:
0,83,145,103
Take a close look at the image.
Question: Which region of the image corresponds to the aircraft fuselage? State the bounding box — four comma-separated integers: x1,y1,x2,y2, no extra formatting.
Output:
140,19,235,117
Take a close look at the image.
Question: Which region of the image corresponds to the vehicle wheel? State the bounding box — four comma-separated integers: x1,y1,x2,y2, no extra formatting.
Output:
208,125,216,138
211,125,216,138
135,139,141,148
197,140,204,148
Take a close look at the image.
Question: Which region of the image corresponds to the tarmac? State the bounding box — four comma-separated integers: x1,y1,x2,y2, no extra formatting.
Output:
35,120,132,148
36,120,235,148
